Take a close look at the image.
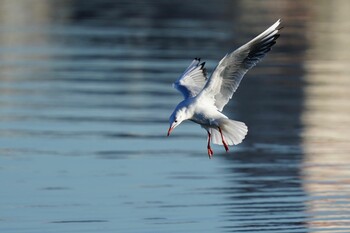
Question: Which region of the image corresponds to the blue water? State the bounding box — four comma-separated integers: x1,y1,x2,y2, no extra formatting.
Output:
1,0,350,232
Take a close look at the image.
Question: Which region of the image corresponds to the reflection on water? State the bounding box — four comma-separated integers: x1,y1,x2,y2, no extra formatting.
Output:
301,1,350,230
1,0,350,232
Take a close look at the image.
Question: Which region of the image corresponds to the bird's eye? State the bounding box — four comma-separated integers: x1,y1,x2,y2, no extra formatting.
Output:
175,120,178,123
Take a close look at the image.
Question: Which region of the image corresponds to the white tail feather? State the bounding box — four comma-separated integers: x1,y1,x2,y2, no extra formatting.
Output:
210,119,248,145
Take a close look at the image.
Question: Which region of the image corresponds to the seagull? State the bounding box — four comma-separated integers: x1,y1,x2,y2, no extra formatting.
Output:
167,20,281,158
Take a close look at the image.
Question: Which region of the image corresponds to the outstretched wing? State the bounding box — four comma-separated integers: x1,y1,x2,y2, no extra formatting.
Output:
201,19,281,111
173,58,208,99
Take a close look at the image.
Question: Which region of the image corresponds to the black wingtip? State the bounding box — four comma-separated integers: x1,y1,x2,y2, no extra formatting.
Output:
199,62,207,77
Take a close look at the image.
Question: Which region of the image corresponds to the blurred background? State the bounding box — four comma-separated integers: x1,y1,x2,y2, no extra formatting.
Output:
0,0,350,232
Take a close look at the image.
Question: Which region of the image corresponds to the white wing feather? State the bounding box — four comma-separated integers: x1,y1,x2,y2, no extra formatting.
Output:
173,58,207,99
200,19,281,111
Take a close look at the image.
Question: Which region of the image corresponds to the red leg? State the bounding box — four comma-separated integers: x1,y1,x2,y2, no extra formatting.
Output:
218,127,229,152
207,131,213,158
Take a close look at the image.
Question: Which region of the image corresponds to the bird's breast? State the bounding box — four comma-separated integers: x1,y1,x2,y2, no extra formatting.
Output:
191,112,213,126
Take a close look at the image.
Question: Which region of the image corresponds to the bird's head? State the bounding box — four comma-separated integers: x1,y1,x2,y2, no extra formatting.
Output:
167,107,187,136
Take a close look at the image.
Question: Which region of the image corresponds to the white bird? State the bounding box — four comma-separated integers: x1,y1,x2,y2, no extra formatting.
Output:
167,20,281,158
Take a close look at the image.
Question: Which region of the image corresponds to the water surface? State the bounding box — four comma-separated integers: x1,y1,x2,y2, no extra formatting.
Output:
1,1,350,232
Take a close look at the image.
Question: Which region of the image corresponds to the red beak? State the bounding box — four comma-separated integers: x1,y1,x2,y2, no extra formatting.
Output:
167,126,173,136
